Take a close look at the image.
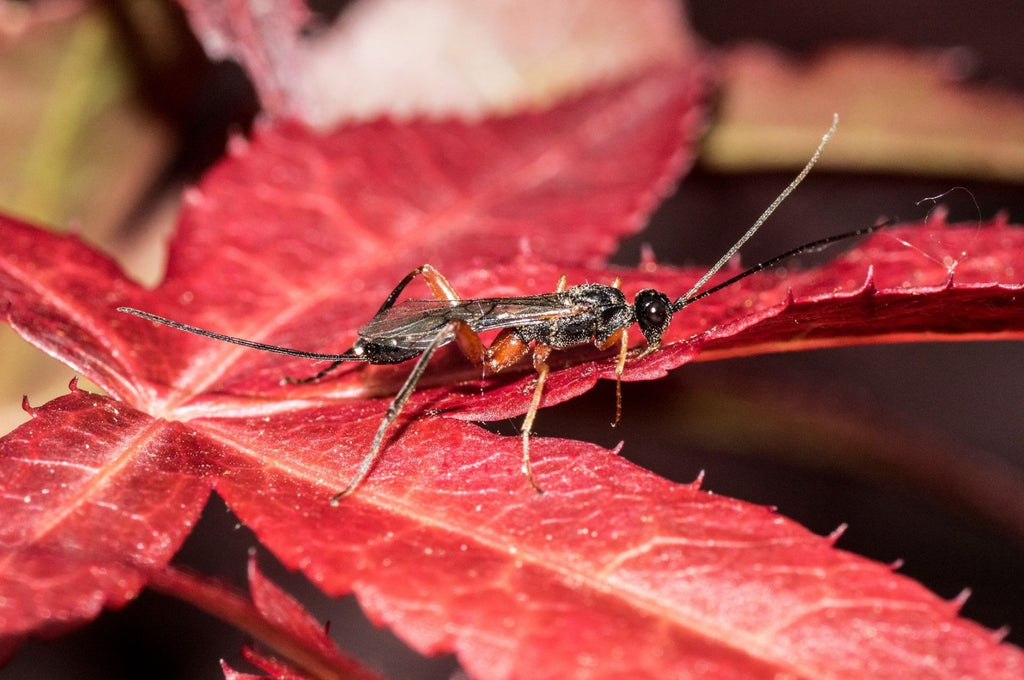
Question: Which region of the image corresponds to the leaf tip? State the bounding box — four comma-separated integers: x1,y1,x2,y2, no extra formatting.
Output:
950,587,972,613
991,625,1011,644
689,469,705,490
67,376,81,393
20,394,35,416
862,265,879,294
639,243,659,271
218,659,239,680
827,523,848,544
246,552,259,582
925,204,950,226
227,131,251,157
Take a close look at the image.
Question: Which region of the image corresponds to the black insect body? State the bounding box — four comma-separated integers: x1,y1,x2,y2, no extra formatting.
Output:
120,270,670,501
356,283,638,360
119,116,882,502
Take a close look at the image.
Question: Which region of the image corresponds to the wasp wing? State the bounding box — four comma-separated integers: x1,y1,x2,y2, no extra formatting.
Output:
357,293,582,351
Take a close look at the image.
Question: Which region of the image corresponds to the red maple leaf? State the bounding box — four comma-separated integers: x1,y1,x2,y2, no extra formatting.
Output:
147,558,381,680
2,63,1023,679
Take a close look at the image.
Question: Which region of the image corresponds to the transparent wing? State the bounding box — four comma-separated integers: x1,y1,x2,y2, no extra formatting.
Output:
358,293,580,347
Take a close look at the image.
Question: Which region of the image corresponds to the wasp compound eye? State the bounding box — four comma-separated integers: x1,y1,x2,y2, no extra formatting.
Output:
634,289,673,344
643,298,668,327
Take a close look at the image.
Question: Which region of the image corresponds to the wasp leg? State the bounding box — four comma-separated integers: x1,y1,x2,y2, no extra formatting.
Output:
374,264,462,316
471,327,540,489
594,327,629,427
607,277,626,425
330,322,459,504
613,327,629,425
450,319,487,365
478,327,528,372
289,265,463,385
504,272,566,492
518,344,553,494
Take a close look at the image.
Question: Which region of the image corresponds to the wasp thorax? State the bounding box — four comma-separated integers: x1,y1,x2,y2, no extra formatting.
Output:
542,284,628,347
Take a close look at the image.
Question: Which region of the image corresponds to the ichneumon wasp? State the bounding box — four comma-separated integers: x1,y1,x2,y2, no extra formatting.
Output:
120,115,888,503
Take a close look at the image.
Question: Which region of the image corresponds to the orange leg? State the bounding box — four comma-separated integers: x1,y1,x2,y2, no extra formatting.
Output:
459,326,546,491
333,268,567,500
458,325,546,490
509,273,568,493
613,327,629,425
331,321,539,502
482,328,530,371
291,265,462,385
607,277,626,425
331,320,462,504
595,327,629,426
371,264,462,315
413,264,461,305
519,344,552,494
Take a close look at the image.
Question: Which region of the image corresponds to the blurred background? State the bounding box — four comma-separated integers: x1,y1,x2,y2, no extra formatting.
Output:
1,0,1022,678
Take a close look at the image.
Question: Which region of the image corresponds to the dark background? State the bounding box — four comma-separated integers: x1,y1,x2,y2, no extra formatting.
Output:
6,1,1023,678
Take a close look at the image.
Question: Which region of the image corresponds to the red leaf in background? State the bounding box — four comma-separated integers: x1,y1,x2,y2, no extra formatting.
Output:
177,0,697,125
221,652,312,680
222,646,366,680
147,558,381,680
177,0,311,119
243,558,382,680
2,62,1024,680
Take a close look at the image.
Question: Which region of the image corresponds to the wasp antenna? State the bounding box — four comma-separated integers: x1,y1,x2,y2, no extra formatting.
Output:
675,218,895,311
673,114,839,310
117,307,362,362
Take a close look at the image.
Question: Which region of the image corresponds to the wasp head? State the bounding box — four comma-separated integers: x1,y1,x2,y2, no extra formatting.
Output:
633,289,673,350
